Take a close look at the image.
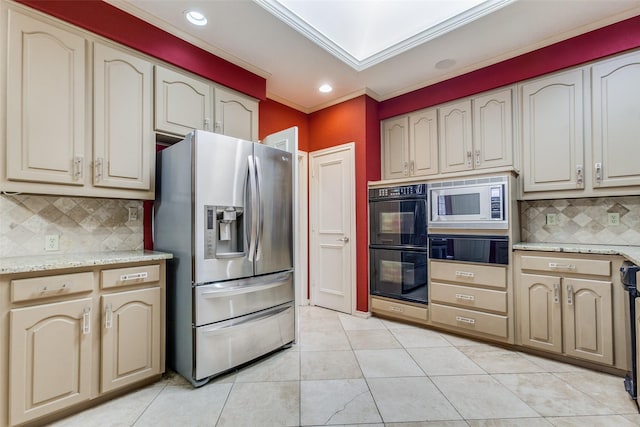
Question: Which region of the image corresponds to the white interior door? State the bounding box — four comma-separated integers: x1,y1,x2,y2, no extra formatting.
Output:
310,143,355,314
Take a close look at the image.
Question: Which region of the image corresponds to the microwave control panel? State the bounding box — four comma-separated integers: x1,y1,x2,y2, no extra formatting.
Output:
490,185,504,220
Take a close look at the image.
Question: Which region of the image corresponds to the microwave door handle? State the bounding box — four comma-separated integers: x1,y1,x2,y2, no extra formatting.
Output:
255,156,264,261
247,155,258,262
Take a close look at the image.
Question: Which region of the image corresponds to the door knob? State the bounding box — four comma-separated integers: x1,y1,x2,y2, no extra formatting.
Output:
336,237,350,242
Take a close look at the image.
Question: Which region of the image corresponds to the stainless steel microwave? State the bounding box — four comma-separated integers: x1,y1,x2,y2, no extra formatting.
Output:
428,176,508,229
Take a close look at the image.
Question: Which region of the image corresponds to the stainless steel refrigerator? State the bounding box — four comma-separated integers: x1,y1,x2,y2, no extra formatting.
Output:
154,130,294,386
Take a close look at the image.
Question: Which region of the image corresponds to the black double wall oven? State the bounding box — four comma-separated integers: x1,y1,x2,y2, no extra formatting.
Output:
369,184,428,304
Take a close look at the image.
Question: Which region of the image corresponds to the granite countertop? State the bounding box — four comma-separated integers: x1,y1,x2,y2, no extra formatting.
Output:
513,242,640,266
0,250,173,275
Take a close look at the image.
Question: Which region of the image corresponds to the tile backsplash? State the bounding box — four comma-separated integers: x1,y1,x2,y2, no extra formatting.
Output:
520,196,640,245
0,194,143,258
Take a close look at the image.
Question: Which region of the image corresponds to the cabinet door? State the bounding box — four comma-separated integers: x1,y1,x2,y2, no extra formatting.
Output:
518,273,562,354
438,99,473,173
592,51,640,188
563,278,613,365
6,10,86,185
409,108,438,176
101,287,161,393
9,298,92,426
381,116,409,179
214,86,259,141
94,43,153,191
154,66,212,136
521,69,585,192
473,88,513,170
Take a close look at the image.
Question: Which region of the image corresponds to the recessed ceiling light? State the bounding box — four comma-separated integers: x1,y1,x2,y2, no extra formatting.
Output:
185,10,207,26
319,84,333,93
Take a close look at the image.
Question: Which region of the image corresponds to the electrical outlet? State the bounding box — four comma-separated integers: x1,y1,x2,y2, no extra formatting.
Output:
45,235,59,251
607,212,620,226
128,207,138,221
546,213,558,226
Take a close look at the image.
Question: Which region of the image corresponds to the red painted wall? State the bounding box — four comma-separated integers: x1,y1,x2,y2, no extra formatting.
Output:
380,14,640,119
308,95,379,312
258,99,310,151
16,0,265,100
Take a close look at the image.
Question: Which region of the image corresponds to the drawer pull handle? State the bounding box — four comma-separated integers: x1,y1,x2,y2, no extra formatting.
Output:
455,271,475,278
455,315,476,325
82,307,91,335
455,293,475,301
389,305,404,313
39,283,70,294
548,263,575,270
120,272,148,281
105,303,113,329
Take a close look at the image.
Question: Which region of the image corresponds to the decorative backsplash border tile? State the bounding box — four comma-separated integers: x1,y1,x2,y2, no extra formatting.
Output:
0,194,143,258
520,196,640,245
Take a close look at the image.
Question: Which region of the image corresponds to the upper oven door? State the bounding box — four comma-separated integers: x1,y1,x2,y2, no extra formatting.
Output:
369,198,427,247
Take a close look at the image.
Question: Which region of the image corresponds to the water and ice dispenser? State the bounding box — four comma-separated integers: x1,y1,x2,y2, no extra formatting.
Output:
204,205,245,259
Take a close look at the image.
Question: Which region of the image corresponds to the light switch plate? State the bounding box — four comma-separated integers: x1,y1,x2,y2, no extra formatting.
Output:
546,213,557,226
607,212,620,226
128,207,139,221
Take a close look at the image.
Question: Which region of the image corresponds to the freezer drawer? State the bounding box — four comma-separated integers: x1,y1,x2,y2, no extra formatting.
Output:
195,271,293,326
194,302,295,381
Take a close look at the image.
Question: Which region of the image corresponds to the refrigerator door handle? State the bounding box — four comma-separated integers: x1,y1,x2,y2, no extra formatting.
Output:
247,155,258,262
255,156,264,261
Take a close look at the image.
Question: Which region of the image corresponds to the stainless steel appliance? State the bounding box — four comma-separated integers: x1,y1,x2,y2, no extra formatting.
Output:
429,176,508,229
621,261,640,411
428,234,509,265
154,130,294,386
369,184,428,304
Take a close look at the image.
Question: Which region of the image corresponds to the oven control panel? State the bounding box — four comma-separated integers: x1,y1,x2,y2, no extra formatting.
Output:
369,184,426,200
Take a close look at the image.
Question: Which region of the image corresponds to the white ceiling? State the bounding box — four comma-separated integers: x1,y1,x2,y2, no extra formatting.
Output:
109,0,640,113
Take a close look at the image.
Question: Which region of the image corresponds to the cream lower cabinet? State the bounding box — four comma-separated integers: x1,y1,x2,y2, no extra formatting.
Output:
516,252,618,366
429,260,512,343
101,287,161,393
9,298,93,426
1,261,165,427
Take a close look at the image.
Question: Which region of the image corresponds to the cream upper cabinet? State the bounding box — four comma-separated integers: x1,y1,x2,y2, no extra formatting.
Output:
472,88,514,170
381,108,438,180
93,43,153,191
409,108,438,176
591,50,640,189
154,65,212,136
101,287,161,393
382,116,409,179
6,10,86,186
9,297,93,426
439,99,473,173
520,69,585,193
214,86,259,141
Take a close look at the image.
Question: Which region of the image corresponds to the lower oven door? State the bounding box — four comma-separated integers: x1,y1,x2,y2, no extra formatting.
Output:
195,271,293,326
194,302,295,380
369,248,427,304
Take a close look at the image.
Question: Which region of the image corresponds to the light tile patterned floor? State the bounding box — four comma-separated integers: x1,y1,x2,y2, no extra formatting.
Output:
52,306,640,426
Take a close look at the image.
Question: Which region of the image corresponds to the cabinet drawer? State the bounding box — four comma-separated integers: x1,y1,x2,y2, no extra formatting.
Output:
11,272,93,303
430,282,507,313
519,255,610,276
430,303,508,338
101,265,160,289
430,261,506,288
371,297,428,322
